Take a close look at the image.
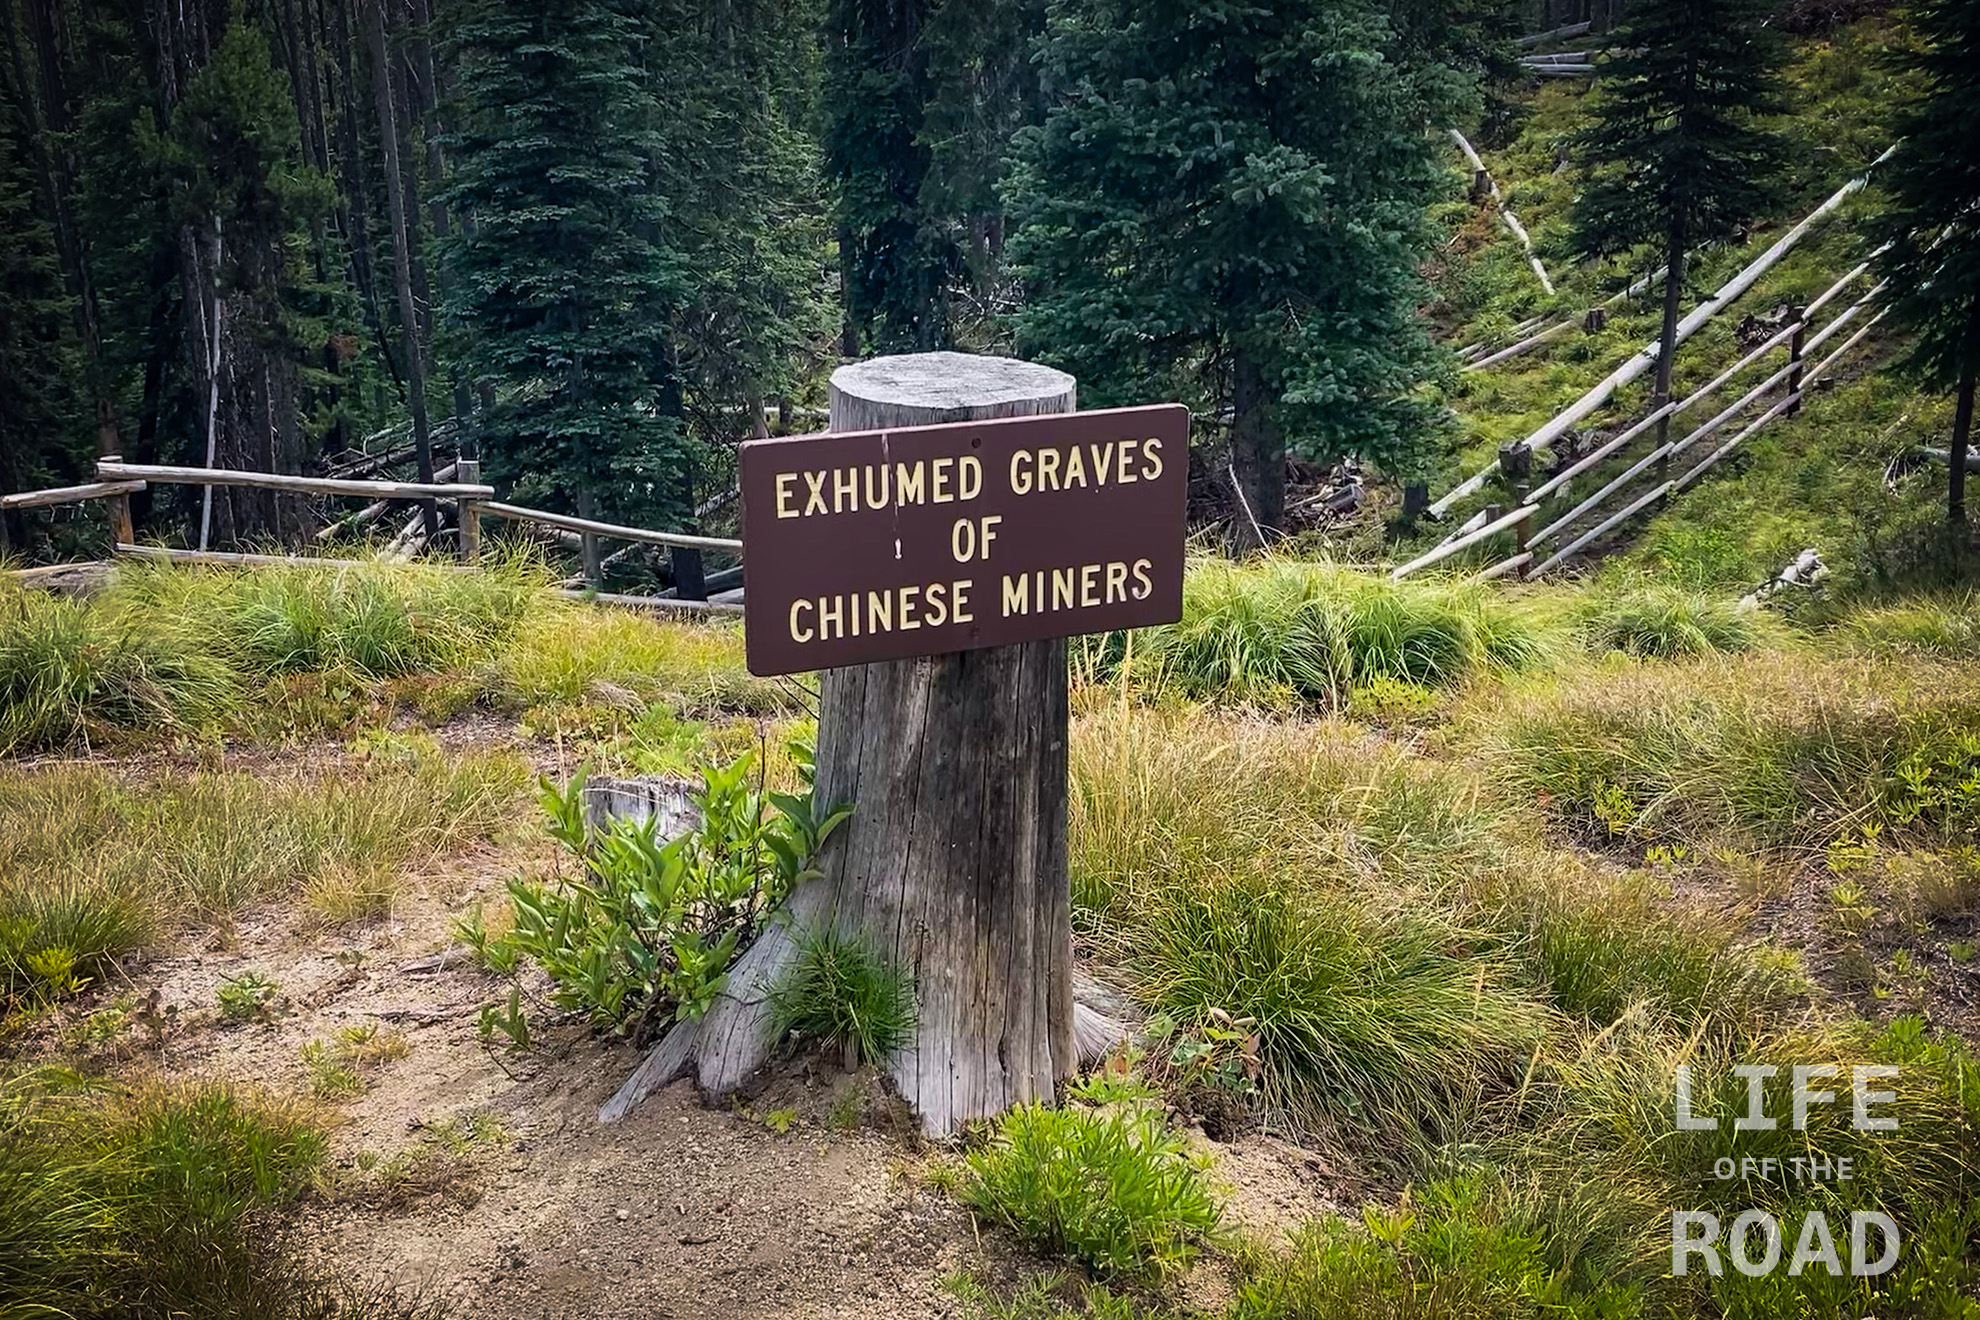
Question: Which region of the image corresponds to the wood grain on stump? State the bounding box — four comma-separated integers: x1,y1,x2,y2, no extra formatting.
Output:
603,353,1083,1137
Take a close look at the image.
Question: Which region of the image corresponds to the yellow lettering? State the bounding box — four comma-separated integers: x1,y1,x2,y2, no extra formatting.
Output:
789,599,813,643
1141,437,1164,481
803,470,828,516
1131,559,1153,600
1106,560,1128,603
896,462,925,504
867,589,892,633
1052,568,1074,610
775,473,799,518
1002,574,1029,616
1089,442,1114,485
924,581,948,627
1080,563,1100,607
863,463,891,509
932,457,955,503
951,579,973,623
1118,439,1140,483
1064,445,1088,488
818,595,844,640
1037,447,1062,491
1010,450,1033,496
899,585,921,630
959,455,982,500
833,466,858,513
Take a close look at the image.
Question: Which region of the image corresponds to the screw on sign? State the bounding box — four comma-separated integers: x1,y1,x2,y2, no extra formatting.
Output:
738,403,1191,676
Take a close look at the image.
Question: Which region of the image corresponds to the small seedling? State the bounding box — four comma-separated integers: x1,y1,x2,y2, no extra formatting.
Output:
217,971,281,1021
477,987,532,1054
1947,941,1976,963
763,1106,800,1135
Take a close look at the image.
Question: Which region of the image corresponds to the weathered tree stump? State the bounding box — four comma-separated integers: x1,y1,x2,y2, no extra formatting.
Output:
602,353,1083,1136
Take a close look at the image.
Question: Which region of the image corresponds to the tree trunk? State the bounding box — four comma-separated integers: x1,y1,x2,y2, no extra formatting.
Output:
1228,349,1284,550
366,0,438,540
1951,355,1975,528
602,353,1082,1138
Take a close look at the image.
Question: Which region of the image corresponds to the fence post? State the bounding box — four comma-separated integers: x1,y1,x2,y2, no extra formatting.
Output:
1785,305,1807,418
1499,444,1533,577
670,546,706,600
101,455,135,550
457,458,481,563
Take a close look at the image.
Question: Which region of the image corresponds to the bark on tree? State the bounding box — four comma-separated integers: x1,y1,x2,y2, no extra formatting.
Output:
1951,355,1975,527
1228,349,1284,550
601,352,1085,1138
366,0,438,540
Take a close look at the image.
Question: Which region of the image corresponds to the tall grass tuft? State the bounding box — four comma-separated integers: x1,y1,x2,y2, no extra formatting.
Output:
1071,706,1545,1138
0,1071,325,1319
0,578,239,754
1838,592,1980,661
1575,585,1778,658
109,551,547,678
1114,558,1564,707
766,926,916,1066
1466,651,1980,851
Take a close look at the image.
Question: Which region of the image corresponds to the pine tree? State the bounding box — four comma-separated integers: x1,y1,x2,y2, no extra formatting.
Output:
1004,0,1457,546
821,0,960,354
162,13,336,544
441,0,689,530
652,0,832,450
1871,0,1980,527
0,48,88,553
1572,0,1791,415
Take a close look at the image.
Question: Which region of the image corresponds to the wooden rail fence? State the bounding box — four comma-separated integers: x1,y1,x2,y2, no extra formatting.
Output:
2,457,743,614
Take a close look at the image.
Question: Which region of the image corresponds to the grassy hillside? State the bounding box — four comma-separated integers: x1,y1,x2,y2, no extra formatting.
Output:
1402,13,1973,597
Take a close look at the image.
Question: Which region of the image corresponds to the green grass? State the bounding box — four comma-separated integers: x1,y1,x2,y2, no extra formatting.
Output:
1574,585,1782,658
961,1090,1224,1281
0,554,781,753
1839,593,1980,660
0,750,524,998
0,1070,452,1319
1070,706,1546,1142
0,576,241,754
1108,558,1566,708
766,926,917,1066
1464,650,1980,853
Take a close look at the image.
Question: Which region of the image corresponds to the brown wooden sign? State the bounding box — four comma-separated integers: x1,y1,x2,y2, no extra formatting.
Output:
738,405,1190,676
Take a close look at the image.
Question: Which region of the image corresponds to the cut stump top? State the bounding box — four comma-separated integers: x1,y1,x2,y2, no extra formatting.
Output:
829,353,1077,427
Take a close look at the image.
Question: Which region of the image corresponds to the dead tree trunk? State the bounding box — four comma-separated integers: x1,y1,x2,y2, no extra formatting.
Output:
602,354,1082,1138
366,0,438,541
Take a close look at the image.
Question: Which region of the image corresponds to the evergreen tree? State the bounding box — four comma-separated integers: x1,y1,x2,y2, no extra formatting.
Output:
653,0,832,451
1572,0,1791,416
441,0,689,529
821,0,959,354
1004,0,1457,545
0,50,88,552
1871,0,1980,527
162,14,336,543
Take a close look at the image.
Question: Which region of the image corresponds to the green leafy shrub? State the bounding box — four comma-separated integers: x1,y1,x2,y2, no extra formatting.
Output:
767,926,916,1065
962,1096,1222,1280
473,743,850,1040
